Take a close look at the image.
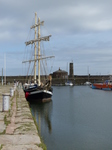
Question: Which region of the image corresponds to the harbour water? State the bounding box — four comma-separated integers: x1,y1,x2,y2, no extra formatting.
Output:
30,86,112,150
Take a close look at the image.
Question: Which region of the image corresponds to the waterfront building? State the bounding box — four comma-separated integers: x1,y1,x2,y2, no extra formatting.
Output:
52,68,68,79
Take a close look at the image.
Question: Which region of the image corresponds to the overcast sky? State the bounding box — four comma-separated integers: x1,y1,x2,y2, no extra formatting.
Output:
0,0,112,76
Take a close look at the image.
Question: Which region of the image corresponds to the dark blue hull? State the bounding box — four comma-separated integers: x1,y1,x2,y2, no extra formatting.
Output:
27,90,52,102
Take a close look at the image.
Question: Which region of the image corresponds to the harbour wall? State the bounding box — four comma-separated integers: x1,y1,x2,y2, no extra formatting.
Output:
0,84,45,149
0,75,110,85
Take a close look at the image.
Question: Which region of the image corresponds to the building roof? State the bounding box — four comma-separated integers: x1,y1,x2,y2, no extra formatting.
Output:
53,68,67,73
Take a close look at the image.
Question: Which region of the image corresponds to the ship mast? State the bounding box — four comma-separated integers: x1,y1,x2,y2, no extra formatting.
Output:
23,12,54,85
34,13,37,84
38,17,40,86
34,13,41,85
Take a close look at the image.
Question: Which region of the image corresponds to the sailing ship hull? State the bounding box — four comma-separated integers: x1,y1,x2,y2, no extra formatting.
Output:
25,89,53,103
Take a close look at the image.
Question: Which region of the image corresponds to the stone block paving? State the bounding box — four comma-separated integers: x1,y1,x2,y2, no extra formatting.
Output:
0,85,43,150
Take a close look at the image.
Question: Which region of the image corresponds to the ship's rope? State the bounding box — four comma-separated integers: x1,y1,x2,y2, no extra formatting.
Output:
39,44,48,81
40,25,55,75
25,44,34,83
23,16,35,82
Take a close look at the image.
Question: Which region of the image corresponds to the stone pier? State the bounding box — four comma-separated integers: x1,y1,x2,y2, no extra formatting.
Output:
0,85,44,150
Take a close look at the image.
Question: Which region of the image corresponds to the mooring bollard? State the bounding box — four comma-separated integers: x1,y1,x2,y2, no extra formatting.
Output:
2,93,10,112
10,88,14,97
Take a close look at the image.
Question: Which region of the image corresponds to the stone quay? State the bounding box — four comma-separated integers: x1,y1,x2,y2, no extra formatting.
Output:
0,84,45,150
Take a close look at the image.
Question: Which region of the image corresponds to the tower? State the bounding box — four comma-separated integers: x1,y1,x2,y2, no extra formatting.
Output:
69,62,74,78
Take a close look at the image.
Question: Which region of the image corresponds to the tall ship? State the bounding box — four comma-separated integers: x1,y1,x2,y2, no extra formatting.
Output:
22,12,54,103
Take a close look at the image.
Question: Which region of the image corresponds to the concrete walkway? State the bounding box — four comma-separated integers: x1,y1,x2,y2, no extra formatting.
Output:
6,96,16,134
0,85,43,150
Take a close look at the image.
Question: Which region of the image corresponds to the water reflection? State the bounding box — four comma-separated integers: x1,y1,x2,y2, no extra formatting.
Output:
30,101,53,134
29,86,112,150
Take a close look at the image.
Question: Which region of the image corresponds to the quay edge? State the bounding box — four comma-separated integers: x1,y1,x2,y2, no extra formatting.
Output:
0,84,46,150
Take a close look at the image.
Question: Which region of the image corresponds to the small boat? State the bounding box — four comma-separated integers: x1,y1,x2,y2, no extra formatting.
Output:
22,12,54,103
65,81,73,86
92,80,112,91
84,81,92,85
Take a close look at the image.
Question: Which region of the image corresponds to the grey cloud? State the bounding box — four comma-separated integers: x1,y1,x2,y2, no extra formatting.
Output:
0,0,112,75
